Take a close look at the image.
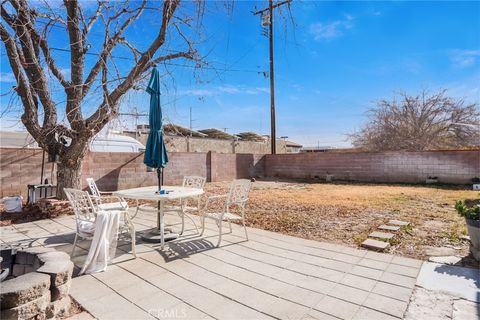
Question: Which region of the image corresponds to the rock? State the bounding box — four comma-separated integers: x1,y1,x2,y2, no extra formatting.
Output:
19,247,55,265
12,264,25,277
369,231,395,240
428,256,462,265
34,251,70,269
361,239,390,251
24,265,37,274
51,280,71,301
423,246,459,257
14,251,28,265
378,225,400,231
46,296,71,319
459,235,471,241
0,272,50,309
37,260,74,287
388,219,409,226
1,291,50,320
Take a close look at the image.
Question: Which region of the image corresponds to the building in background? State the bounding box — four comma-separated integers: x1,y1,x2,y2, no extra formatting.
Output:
0,131,145,153
121,124,303,154
284,141,303,153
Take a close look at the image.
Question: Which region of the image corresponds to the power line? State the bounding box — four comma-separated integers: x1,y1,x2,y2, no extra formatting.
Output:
48,47,264,74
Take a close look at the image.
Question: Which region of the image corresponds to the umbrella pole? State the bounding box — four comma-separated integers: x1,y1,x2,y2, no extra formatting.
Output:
157,168,162,192
155,168,161,230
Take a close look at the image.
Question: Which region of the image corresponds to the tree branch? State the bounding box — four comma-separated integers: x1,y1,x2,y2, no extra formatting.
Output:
82,0,147,99
0,22,43,145
2,0,58,130
85,0,181,132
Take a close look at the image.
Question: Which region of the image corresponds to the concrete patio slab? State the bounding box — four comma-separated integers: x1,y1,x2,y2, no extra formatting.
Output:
416,262,480,303
0,209,429,320
453,299,480,320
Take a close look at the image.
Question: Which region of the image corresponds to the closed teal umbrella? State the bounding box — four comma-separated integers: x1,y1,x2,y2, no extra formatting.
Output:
143,66,168,192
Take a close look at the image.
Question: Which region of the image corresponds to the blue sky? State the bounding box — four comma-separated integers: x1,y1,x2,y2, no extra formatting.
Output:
1,1,479,147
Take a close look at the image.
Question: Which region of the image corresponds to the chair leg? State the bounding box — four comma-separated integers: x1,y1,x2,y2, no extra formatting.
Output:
180,210,185,235
242,218,248,240
130,224,137,258
217,219,223,247
185,213,199,234
71,233,78,257
200,216,206,236
131,200,139,219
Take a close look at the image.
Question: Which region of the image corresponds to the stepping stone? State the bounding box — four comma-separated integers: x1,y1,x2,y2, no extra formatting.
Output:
361,239,390,251
388,219,409,226
378,225,400,231
428,256,462,265
369,231,395,240
422,245,459,257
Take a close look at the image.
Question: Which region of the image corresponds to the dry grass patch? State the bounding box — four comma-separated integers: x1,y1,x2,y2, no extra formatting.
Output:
204,180,478,263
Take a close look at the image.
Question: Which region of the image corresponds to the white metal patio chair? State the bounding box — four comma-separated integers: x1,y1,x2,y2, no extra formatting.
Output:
64,188,136,258
86,178,129,212
164,176,206,235
200,179,252,247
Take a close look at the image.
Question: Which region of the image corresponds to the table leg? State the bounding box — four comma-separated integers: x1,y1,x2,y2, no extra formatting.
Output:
140,199,179,246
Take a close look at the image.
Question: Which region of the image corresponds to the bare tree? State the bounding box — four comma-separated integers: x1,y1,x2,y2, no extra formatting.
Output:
350,90,480,151
0,0,202,197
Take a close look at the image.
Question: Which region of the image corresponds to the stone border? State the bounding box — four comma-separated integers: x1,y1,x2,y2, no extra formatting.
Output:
1,247,73,319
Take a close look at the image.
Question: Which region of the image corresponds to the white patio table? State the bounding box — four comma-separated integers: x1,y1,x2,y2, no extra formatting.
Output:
113,186,204,249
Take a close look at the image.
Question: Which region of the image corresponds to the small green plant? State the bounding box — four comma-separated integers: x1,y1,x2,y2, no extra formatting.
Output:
401,224,414,234
455,199,480,220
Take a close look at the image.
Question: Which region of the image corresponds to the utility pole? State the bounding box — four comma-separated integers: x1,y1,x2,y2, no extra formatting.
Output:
189,107,193,137
119,106,148,139
254,0,292,154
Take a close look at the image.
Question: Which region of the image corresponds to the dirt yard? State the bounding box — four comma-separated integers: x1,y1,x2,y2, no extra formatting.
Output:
204,180,479,266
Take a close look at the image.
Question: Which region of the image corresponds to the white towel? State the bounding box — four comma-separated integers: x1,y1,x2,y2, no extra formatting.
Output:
80,210,120,275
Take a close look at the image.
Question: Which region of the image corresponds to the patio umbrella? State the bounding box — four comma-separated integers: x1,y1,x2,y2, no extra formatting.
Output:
143,66,168,192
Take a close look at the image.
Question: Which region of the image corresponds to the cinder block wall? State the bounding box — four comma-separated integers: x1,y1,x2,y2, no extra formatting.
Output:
265,150,480,184
2,148,479,198
0,148,265,197
210,153,265,182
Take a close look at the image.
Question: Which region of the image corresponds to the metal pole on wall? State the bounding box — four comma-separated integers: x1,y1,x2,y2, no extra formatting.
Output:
40,150,45,184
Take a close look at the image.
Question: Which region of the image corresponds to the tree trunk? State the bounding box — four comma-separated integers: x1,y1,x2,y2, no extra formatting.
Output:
56,144,88,199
